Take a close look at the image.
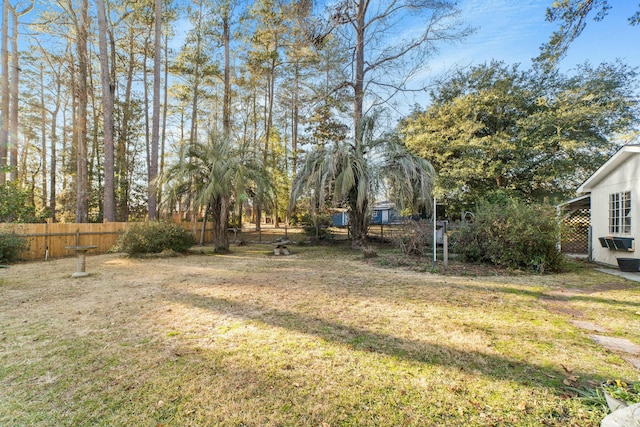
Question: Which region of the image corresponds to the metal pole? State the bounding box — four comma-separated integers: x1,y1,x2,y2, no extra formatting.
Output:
433,198,437,269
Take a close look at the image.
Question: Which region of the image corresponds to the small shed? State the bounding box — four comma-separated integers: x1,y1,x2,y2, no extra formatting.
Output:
371,201,400,225
330,209,349,227
576,144,640,266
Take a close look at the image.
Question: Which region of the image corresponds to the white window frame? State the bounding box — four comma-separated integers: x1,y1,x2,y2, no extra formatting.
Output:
609,191,631,234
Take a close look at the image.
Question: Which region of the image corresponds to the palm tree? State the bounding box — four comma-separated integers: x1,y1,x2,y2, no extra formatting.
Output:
161,134,269,252
290,116,434,248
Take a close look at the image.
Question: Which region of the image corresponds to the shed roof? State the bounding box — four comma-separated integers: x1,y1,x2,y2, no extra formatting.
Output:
557,194,590,211
577,144,640,194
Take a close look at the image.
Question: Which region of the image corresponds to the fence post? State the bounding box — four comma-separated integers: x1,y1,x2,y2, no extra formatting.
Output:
443,232,448,268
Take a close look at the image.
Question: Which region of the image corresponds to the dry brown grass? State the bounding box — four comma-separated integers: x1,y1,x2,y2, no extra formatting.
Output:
1,243,639,426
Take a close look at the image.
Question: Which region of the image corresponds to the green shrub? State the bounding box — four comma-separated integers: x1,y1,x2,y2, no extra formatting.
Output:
0,183,42,223
115,222,195,255
0,233,29,263
451,199,565,272
293,213,332,237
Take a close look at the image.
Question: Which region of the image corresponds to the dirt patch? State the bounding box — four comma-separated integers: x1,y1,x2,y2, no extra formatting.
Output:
369,253,514,276
539,296,585,318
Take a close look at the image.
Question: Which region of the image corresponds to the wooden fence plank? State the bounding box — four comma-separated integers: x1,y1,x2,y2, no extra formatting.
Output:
0,222,214,261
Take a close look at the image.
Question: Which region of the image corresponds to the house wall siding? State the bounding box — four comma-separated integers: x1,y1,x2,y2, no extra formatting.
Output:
590,155,640,266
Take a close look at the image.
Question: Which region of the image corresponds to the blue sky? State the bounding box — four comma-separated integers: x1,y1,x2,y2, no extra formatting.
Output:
429,0,640,73
397,0,640,110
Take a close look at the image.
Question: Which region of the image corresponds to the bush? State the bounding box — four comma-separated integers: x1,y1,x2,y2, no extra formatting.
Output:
390,220,433,256
0,233,29,263
293,213,332,237
0,183,42,223
114,222,195,255
451,199,565,272
362,246,378,258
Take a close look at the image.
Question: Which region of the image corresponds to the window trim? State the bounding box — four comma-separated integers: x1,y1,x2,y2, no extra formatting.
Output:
609,191,631,234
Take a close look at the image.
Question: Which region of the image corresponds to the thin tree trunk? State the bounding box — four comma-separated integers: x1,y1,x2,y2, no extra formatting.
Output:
97,0,115,222
9,5,22,183
40,65,47,207
158,28,169,215
62,91,68,190
75,0,89,223
354,2,365,149
292,59,299,174
117,32,136,221
149,0,161,220
0,0,9,185
222,13,231,138
143,31,151,188
50,76,61,222
88,44,102,217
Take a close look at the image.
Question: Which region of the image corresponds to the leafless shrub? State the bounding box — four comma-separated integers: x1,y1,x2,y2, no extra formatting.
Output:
390,220,432,256
362,246,378,258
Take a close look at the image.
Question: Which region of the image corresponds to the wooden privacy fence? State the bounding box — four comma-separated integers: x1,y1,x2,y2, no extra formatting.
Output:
0,222,214,261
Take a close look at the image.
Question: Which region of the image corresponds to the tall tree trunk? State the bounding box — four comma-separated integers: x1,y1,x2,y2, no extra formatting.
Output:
0,0,9,185
75,0,89,223
252,89,260,231
88,45,102,217
117,32,136,221
50,76,61,222
143,31,150,191
292,59,299,174
9,5,20,182
62,90,69,190
40,65,47,207
222,13,231,138
354,2,365,149
158,28,169,216
97,0,115,222
351,1,368,248
149,0,161,220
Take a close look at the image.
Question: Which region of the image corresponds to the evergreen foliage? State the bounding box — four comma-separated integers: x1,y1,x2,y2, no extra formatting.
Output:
451,198,565,272
402,61,638,212
0,232,28,263
0,183,41,223
115,222,195,255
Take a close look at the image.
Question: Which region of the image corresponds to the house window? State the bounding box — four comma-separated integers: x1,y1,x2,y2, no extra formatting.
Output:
609,191,631,234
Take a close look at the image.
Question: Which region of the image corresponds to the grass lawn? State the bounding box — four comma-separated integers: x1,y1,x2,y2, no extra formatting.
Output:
1,243,639,426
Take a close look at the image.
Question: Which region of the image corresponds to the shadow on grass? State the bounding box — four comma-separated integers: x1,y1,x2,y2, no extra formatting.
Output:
493,286,640,309
170,289,608,391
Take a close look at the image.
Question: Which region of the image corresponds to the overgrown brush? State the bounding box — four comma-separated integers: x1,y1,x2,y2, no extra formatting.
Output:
0,232,29,263
451,198,565,272
114,222,195,255
390,220,432,256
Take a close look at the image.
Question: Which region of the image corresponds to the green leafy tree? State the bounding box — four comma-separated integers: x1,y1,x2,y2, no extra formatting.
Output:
402,61,638,212
0,182,39,222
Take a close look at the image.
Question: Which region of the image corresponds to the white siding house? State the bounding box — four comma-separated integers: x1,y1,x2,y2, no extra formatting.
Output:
577,144,640,267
